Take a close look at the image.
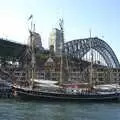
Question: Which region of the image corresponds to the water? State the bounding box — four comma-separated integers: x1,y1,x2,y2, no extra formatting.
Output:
0,99,120,120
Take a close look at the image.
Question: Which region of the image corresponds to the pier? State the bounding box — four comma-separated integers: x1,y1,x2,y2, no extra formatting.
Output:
0,79,13,98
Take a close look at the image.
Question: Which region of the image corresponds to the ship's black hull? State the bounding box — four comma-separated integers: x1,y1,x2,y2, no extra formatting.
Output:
15,87,120,102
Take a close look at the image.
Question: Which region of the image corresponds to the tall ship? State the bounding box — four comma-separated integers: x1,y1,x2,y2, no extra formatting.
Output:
13,17,120,102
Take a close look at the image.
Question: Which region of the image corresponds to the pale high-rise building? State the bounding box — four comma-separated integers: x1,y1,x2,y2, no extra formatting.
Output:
49,28,64,55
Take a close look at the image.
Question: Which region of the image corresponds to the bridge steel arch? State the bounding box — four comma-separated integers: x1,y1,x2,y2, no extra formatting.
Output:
64,37,120,68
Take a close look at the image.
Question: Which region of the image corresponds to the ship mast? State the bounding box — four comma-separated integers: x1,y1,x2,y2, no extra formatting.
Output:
59,19,64,85
28,15,35,88
89,29,93,86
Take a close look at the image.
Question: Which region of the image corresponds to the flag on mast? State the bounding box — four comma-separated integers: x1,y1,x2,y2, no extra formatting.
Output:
28,14,33,21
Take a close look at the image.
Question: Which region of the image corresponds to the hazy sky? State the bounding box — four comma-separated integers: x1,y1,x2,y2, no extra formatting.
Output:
0,0,120,59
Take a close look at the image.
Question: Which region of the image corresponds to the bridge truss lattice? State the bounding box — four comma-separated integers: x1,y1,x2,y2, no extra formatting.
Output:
64,37,120,68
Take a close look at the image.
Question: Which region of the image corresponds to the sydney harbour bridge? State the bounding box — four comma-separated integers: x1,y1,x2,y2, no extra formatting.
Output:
0,37,119,69
64,37,120,68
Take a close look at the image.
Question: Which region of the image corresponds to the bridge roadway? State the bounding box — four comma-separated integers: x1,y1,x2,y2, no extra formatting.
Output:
0,38,26,60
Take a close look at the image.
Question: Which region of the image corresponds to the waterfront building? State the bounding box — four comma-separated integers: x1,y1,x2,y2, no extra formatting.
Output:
49,28,64,56
93,67,120,84
28,32,44,51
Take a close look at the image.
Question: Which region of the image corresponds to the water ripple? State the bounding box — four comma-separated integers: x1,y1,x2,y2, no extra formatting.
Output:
0,99,120,120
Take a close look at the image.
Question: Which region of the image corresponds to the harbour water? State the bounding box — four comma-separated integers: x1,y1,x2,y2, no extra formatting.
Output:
0,99,120,120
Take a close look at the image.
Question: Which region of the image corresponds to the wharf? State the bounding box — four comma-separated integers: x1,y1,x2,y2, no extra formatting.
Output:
0,80,13,98
0,88,13,98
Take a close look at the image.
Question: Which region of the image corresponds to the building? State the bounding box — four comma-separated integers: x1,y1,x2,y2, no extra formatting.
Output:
28,32,44,50
49,28,64,56
92,67,120,84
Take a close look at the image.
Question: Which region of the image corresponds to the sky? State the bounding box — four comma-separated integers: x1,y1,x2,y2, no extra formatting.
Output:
0,0,120,60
